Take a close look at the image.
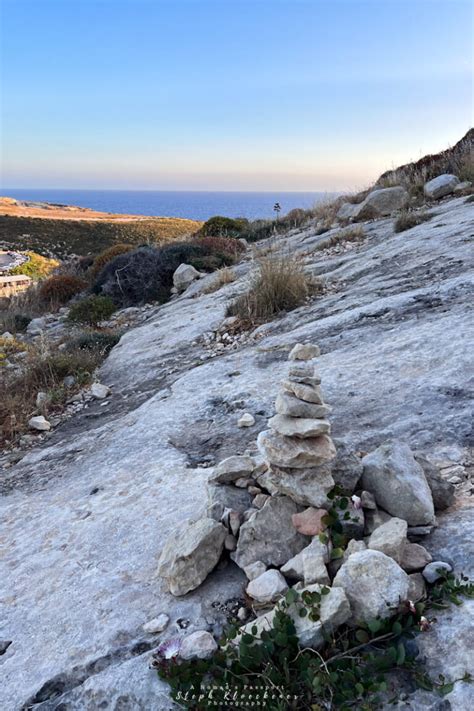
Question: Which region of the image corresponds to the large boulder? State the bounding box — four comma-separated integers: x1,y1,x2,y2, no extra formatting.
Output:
354,186,409,220
337,202,360,221
333,550,409,622
257,430,336,469
231,496,309,569
158,518,226,596
259,465,334,508
362,441,435,525
424,174,460,199
173,263,200,292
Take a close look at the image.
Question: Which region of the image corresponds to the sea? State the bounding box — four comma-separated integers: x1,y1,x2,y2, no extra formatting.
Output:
2,188,336,221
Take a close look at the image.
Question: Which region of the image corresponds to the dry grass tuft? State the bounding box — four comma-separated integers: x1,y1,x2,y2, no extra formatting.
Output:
202,267,236,294
0,339,108,445
227,255,318,325
394,211,432,233
315,226,365,251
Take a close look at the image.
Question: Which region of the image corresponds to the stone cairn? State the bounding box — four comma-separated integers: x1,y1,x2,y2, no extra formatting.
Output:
156,342,450,660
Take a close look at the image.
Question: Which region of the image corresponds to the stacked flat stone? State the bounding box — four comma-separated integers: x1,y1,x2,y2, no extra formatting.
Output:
256,343,336,507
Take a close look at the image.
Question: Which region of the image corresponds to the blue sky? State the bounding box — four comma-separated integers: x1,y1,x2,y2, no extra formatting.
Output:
0,0,472,191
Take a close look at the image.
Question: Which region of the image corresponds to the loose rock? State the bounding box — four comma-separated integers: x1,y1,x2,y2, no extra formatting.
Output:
333,550,409,622
237,413,255,428
401,543,432,572
275,393,331,419
246,570,288,605
288,343,320,360
424,174,460,199
180,630,217,660
210,455,255,484
232,496,309,569
368,517,408,564
28,415,51,432
362,441,435,525
292,507,327,536
158,518,227,596
91,383,110,400
257,430,336,469
244,561,267,581
142,614,169,634
268,414,330,439
422,561,452,583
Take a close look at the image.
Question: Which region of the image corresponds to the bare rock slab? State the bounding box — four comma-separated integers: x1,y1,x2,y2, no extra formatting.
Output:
362,441,435,525
333,550,409,623
231,496,309,569
257,430,336,469
158,518,226,596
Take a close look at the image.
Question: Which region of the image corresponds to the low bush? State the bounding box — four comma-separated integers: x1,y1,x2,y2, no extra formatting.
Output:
9,251,59,280
68,295,116,326
227,256,316,325
89,243,135,278
0,311,31,333
394,212,433,233
66,330,120,355
154,573,473,709
199,215,248,238
93,241,242,307
38,274,87,309
194,235,246,258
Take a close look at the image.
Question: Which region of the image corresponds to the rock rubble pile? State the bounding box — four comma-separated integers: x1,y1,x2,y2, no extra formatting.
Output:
157,342,458,661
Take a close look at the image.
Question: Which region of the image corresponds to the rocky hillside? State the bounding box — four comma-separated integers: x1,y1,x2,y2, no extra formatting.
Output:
0,189,473,708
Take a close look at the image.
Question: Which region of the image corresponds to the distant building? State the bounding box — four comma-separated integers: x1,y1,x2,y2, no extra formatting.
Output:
0,274,32,298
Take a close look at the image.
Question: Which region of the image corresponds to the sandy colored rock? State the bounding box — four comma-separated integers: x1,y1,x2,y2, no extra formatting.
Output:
275,392,331,419
264,465,334,508
368,517,408,564
158,518,226,596
180,630,217,660
231,496,309,569
268,414,330,439
210,455,255,484
246,569,288,605
333,550,409,622
282,380,324,404
257,430,336,469
288,343,320,360
401,543,432,572
362,441,435,525
292,507,327,536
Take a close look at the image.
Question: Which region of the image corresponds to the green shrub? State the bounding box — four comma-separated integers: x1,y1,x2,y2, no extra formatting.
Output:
394,212,433,233
199,215,248,238
38,274,87,308
68,295,116,325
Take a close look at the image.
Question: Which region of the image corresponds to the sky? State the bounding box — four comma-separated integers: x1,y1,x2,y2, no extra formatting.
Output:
0,0,472,191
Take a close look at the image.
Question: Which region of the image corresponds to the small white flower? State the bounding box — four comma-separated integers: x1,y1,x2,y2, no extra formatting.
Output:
419,616,430,632
351,495,362,510
157,637,181,659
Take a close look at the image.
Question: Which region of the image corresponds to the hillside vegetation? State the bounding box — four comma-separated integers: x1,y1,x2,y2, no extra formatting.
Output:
0,209,202,259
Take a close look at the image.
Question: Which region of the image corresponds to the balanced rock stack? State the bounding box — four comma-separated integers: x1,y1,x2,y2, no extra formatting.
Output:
256,342,337,508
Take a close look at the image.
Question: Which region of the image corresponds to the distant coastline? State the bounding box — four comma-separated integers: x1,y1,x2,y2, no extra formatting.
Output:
1,188,337,221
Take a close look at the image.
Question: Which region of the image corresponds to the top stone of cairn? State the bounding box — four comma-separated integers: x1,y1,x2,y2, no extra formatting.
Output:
289,343,321,361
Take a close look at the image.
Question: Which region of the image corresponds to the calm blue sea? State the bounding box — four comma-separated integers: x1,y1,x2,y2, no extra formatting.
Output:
2,188,335,221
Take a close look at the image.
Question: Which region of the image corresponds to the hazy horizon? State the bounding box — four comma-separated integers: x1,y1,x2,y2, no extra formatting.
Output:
1,0,472,192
